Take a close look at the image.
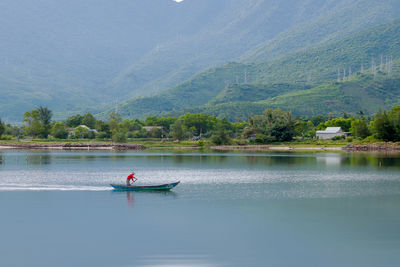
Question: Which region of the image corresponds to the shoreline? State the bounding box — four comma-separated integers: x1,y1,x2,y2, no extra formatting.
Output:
1,142,399,152
0,142,346,152
0,142,146,151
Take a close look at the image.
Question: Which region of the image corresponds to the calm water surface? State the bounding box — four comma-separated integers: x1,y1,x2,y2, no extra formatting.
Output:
1,150,400,266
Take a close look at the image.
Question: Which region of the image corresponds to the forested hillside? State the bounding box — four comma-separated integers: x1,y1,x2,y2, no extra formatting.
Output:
242,0,400,62
112,0,400,102
1,0,400,121
116,19,400,119
164,72,400,120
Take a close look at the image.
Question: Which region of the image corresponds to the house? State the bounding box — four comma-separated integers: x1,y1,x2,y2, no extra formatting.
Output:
143,126,163,132
316,127,348,140
77,125,98,134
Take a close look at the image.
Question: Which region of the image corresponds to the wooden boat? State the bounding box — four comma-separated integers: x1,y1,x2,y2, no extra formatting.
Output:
110,181,180,191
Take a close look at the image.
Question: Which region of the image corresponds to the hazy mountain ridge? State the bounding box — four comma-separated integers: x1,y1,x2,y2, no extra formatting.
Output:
116,18,400,120
1,0,400,121
242,0,400,62
111,0,400,99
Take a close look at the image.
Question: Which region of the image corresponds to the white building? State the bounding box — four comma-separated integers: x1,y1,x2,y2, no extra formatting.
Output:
316,127,348,140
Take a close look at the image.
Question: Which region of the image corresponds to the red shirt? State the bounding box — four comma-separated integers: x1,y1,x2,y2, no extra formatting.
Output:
126,174,135,181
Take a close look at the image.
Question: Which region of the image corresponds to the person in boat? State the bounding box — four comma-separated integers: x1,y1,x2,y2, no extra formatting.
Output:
126,172,137,186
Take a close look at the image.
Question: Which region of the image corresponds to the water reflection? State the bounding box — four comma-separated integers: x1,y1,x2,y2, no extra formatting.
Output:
344,153,400,168
1,150,400,170
111,190,178,208
25,153,52,165
136,254,221,267
127,191,135,207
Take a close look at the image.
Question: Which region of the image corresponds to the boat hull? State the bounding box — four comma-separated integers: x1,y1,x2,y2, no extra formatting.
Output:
110,181,180,191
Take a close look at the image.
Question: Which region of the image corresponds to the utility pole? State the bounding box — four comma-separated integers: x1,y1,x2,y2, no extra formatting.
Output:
372,59,376,80
348,66,352,80
385,55,389,73
388,55,393,77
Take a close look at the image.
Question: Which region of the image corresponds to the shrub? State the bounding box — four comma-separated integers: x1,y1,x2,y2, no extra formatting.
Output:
0,135,13,140
112,132,127,143
361,136,381,143
332,135,345,141
96,131,111,140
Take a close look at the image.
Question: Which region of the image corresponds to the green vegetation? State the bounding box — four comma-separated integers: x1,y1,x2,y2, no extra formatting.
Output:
2,1,400,122
258,73,400,116
4,105,400,146
0,119,5,138
23,106,53,139
115,19,400,120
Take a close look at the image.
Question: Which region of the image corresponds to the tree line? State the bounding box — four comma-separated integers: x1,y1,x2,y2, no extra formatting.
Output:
1,105,400,144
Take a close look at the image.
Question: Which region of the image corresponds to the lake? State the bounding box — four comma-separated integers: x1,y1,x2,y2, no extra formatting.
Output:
1,150,400,267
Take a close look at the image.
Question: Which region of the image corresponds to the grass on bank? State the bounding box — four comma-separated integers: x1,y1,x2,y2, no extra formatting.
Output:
1,135,395,149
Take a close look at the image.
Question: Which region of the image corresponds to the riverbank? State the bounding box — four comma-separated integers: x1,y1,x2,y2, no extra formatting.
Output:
0,142,145,150
0,142,343,152
1,141,399,152
343,143,400,152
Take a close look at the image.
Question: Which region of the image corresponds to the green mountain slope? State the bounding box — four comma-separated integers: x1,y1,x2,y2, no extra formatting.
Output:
2,0,400,122
242,0,400,62
162,73,400,120
258,73,400,117
116,19,400,119
112,0,400,102
208,83,310,105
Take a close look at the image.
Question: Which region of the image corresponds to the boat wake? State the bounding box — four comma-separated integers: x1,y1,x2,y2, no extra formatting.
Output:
0,183,111,191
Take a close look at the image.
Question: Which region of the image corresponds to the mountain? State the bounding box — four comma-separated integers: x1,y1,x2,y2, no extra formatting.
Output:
111,0,400,99
164,72,400,120
242,0,400,62
116,18,400,119
258,72,400,117
1,0,400,122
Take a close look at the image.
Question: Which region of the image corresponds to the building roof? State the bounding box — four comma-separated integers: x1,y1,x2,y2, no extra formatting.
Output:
143,126,163,132
76,125,98,133
316,127,343,134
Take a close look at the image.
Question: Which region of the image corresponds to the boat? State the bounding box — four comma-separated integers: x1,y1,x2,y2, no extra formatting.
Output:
110,181,180,191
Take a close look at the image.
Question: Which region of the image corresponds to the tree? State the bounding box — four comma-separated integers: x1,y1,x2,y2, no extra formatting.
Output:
388,106,400,141
23,110,42,137
82,113,96,129
296,120,315,139
51,122,68,139
371,111,395,141
181,113,217,136
350,119,370,139
0,119,5,138
112,131,127,143
109,112,122,131
38,106,52,138
66,114,83,127
263,108,296,142
211,121,231,145
170,120,185,141
149,128,162,138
